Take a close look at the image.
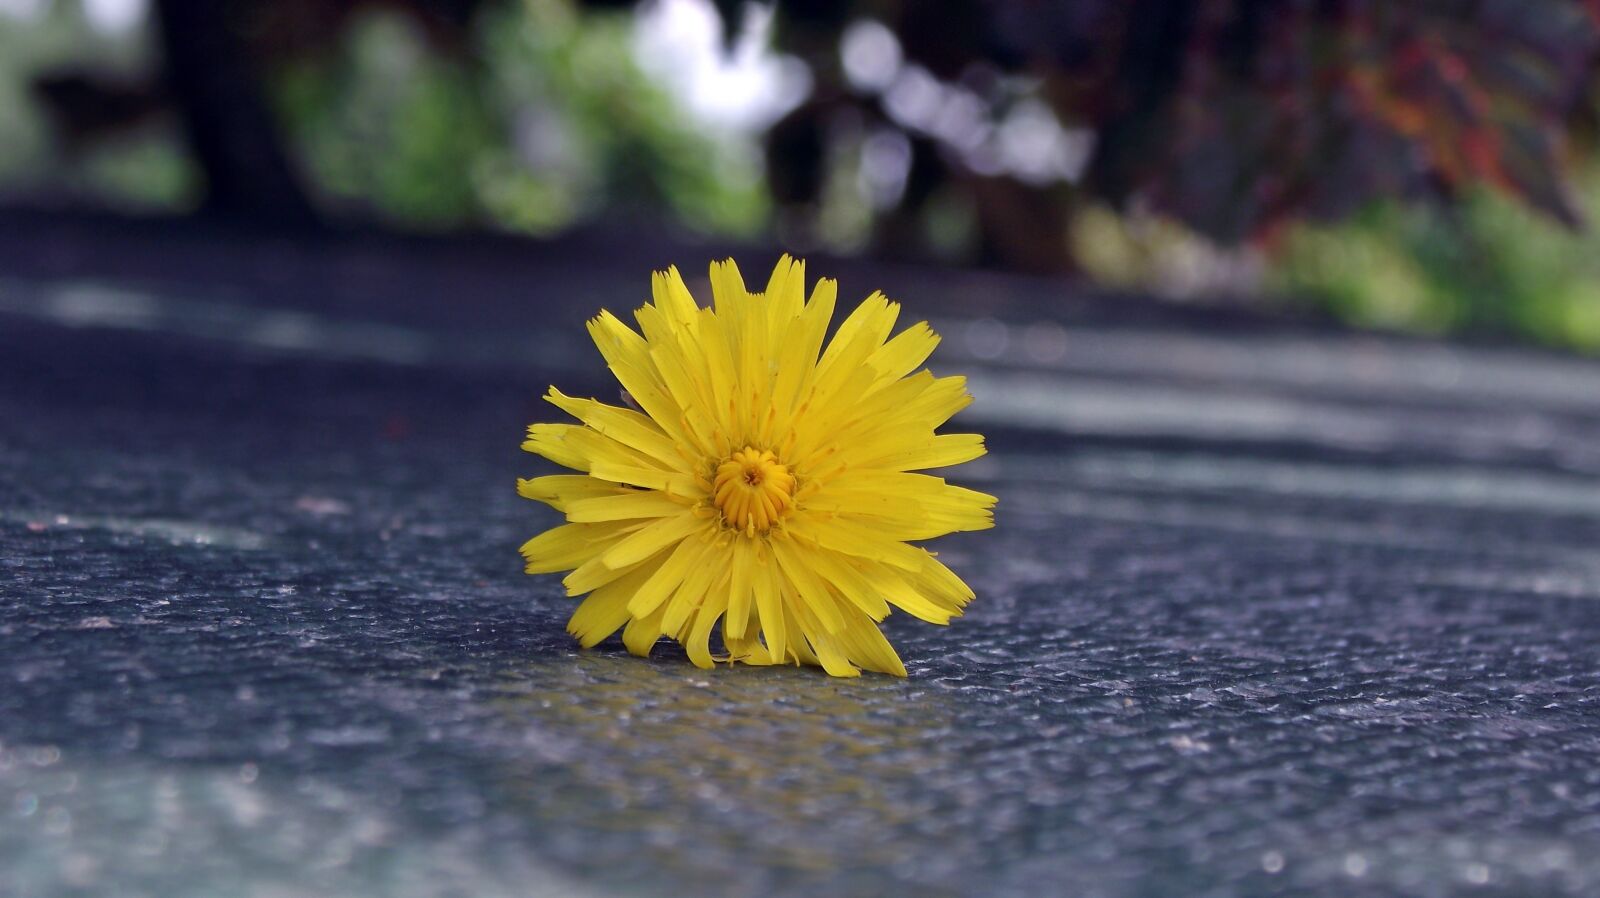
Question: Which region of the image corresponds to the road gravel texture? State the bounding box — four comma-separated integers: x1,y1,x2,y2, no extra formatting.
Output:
2,233,1600,897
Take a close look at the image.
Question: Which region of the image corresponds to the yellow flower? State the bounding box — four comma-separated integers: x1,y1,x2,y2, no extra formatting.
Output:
517,256,996,677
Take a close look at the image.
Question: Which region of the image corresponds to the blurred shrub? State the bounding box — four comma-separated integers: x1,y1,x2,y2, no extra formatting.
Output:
1069,202,1263,300
758,0,1600,272
273,12,496,227
8,0,1600,352
1273,167,1600,351
0,1,196,210
271,0,766,235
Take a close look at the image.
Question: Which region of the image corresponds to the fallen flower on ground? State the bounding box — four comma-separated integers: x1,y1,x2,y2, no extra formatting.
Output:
519,256,995,677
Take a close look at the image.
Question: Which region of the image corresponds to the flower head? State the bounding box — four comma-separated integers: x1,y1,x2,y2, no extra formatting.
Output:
518,256,995,677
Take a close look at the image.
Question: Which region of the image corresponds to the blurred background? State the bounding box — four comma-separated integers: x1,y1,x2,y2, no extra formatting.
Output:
5,0,1600,348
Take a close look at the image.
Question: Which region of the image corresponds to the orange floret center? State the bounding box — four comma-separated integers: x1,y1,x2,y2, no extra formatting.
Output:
713,447,795,534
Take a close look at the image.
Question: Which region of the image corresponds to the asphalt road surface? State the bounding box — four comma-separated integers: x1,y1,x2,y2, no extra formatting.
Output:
3,219,1600,898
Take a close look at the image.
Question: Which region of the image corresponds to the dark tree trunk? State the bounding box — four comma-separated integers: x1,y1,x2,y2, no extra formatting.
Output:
152,0,318,226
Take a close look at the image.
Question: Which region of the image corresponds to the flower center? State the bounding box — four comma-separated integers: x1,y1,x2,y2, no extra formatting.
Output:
713,447,795,534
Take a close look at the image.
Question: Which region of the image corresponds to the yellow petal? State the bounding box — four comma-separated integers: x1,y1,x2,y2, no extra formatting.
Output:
865,321,939,390
546,388,685,469
563,490,688,523
568,561,659,648
727,538,755,636
851,559,955,624
858,432,987,472
586,461,702,498
651,266,700,329
563,540,665,595
833,609,907,677
661,546,726,637
627,534,716,618
804,548,891,621
622,604,666,658
517,475,620,511
752,548,787,664
600,512,707,568
771,537,845,634
785,514,926,571
681,572,731,669
520,520,635,574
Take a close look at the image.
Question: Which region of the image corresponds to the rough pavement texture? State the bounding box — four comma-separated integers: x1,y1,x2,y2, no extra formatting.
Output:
3,223,1600,897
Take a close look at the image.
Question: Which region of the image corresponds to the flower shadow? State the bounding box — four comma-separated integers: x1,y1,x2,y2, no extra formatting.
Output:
487,652,972,891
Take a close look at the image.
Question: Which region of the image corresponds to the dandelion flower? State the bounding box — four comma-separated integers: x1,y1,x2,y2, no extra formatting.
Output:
518,256,996,677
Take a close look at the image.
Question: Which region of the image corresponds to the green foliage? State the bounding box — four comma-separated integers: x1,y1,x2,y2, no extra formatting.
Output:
273,13,503,228
6,1,1600,353
271,0,767,236
76,126,197,210
1272,169,1600,352
0,1,196,209
476,0,767,235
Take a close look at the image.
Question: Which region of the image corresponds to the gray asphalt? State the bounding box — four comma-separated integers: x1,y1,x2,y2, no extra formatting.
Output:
3,226,1600,897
